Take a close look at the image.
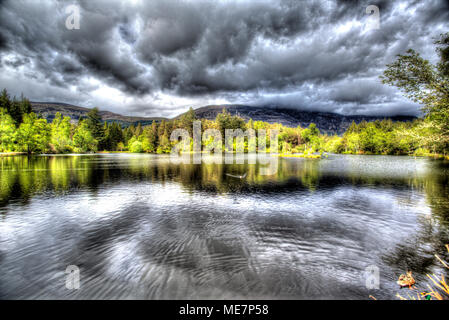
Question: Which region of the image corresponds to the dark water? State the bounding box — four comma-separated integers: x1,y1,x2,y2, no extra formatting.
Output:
0,154,449,299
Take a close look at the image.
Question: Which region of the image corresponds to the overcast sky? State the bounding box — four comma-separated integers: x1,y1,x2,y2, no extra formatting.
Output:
0,0,448,117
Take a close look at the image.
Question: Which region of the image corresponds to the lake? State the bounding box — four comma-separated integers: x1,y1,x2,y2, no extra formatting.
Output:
0,154,448,299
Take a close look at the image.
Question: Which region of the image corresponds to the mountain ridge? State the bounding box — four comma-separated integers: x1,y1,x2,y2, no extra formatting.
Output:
31,102,416,135
31,102,166,127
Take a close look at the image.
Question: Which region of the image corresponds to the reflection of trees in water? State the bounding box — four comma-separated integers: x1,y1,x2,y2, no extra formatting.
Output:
0,156,93,207
423,161,449,225
0,156,323,207
381,160,449,286
2,155,449,208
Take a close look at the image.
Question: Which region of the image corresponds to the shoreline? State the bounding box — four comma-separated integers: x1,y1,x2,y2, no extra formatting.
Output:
1,151,448,160
0,152,28,157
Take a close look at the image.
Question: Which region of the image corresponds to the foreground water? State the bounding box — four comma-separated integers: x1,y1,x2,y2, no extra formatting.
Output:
0,154,448,299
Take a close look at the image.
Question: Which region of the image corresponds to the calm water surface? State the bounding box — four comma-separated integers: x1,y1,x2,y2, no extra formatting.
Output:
0,154,448,299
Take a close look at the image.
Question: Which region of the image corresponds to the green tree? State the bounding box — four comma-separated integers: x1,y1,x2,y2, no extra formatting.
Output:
51,112,72,153
381,33,449,153
0,108,17,152
247,118,254,130
157,120,166,138
17,113,51,154
73,120,98,153
0,89,11,113
134,122,143,137
346,121,359,134
215,108,246,138
86,107,106,150
19,94,32,115
129,140,143,153
8,97,23,126
344,132,361,153
123,126,134,145
141,136,153,153
146,121,158,151
117,141,125,151
105,122,124,151
156,122,171,153
323,135,343,153
179,107,196,135
301,123,321,151
0,92,32,126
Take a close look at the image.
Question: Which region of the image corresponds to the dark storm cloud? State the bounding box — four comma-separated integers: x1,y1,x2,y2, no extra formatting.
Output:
418,0,449,24
0,31,7,51
0,0,448,116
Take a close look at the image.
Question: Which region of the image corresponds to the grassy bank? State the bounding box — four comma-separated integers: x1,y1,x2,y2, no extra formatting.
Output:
276,153,323,159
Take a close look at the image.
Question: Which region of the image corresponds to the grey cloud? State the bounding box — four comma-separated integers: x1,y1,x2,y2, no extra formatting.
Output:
0,0,447,117
0,31,7,51
3,56,30,68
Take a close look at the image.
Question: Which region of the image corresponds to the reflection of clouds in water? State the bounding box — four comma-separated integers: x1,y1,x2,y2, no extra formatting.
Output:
0,154,448,299
321,155,429,178
0,188,420,298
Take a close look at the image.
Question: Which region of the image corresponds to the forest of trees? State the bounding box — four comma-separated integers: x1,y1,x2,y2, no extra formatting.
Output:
0,87,445,157
0,33,447,157
0,92,249,154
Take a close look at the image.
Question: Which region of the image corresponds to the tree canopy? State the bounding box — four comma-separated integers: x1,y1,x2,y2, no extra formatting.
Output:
381,33,449,154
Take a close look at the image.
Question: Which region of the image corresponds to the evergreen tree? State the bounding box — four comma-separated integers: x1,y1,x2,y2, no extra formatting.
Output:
134,122,143,136
0,89,11,112
179,107,196,135
19,94,32,115
122,126,133,145
158,120,166,139
86,107,106,150
147,121,158,150
157,121,171,153
9,97,23,125
105,122,124,151
215,108,246,138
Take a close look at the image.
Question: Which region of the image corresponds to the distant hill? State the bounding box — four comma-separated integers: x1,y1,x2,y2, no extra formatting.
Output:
181,105,416,135
31,102,166,126
32,102,416,134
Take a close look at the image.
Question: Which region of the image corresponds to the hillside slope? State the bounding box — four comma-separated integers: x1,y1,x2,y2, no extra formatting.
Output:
31,102,166,126
32,102,416,134
186,105,416,135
